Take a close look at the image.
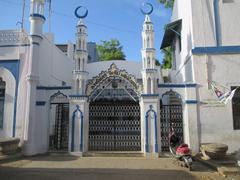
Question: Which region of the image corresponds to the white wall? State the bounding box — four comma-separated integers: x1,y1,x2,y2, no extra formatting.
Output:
193,54,240,152
170,0,195,83
38,35,74,86
219,1,240,46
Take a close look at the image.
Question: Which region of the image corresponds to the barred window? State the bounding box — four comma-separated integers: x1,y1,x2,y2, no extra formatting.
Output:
232,86,240,130
0,78,5,129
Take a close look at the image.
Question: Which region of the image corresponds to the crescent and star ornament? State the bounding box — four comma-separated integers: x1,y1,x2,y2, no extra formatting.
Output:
141,2,154,15
74,6,88,19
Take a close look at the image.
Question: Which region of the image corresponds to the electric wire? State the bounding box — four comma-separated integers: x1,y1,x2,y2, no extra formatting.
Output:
0,0,138,34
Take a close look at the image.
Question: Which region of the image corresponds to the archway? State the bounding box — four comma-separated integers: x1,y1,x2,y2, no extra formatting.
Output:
0,67,16,137
160,90,183,152
87,64,141,151
49,91,69,151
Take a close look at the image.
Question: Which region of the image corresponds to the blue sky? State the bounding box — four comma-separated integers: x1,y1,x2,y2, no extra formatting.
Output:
0,0,171,62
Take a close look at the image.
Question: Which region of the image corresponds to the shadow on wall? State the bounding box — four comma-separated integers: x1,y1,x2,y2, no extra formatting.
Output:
205,0,218,45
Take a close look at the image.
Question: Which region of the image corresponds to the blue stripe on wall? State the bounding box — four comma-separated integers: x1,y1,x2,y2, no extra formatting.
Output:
192,46,240,55
185,100,198,104
214,0,220,46
158,83,197,88
37,86,72,90
36,101,46,106
0,44,30,48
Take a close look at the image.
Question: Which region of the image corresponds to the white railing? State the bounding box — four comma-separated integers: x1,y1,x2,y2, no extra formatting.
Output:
0,30,29,46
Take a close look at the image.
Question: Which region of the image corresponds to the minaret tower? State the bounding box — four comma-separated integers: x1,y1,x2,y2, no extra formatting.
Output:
140,4,160,157
69,7,89,154
24,0,45,155
73,18,88,95
141,15,158,94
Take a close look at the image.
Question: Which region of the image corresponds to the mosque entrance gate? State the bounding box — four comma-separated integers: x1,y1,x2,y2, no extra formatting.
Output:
87,64,141,151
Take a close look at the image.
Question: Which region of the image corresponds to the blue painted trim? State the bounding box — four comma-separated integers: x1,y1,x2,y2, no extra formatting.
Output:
31,34,43,40
71,105,84,152
214,0,220,46
36,86,72,90
0,60,20,137
145,48,156,51
158,83,197,88
32,42,40,46
36,101,46,106
185,100,198,104
145,69,158,72
141,94,159,97
0,44,30,48
192,46,240,55
145,105,158,153
30,13,46,21
76,50,87,52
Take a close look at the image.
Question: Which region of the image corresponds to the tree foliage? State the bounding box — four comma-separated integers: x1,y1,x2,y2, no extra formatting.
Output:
97,39,126,61
161,47,172,69
158,0,174,9
155,59,161,66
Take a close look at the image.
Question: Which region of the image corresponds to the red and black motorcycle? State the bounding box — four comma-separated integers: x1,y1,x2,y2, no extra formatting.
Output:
168,125,193,171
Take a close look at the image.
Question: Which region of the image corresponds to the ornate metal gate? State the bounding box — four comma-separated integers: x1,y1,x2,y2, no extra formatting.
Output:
160,105,183,151
160,90,183,152
89,100,141,151
50,104,69,150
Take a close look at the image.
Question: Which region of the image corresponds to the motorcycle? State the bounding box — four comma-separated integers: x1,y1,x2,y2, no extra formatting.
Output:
168,126,193,171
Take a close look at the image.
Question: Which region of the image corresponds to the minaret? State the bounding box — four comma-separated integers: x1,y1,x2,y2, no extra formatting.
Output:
24,0,45,155
69,8,89,154
141,15,157,94
140,11,160,156
73,19,88,95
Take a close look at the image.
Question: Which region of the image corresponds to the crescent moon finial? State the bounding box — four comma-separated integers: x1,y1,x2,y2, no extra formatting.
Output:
74,6,88,19
141,3,154,15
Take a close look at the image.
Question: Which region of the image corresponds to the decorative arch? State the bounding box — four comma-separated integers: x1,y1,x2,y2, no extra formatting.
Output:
86,63,141,99
145,105,158,153
71,105,84,152
50,91,68,104
160,89,184,152
0,66,16,137
162,89,182,105
0,60,20,137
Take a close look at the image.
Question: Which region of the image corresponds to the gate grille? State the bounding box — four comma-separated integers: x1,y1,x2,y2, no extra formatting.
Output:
50,104,69,151
89,101,141,151
160,105,183,152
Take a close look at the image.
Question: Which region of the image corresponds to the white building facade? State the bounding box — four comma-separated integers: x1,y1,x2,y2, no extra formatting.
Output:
161,0,240,153
0,0,239,156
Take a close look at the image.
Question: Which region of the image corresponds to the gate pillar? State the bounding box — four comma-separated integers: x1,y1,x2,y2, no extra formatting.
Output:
69,95,89,155
140,94,160,158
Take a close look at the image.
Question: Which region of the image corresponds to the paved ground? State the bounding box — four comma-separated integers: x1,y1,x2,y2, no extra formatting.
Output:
0,154,238,180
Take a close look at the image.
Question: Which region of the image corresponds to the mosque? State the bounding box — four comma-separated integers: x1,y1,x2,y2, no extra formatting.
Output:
0,0,239,156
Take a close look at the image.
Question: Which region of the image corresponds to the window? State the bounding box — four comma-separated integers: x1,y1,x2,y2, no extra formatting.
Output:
232,86,240,130
0,78,5,129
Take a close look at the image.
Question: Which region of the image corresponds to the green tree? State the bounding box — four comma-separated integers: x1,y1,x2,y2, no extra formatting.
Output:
161,47,172,69
155,59,161,66
158,0,174,9
97,39,126,61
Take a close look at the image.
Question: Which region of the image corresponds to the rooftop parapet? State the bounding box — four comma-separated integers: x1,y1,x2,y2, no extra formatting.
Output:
0,30,30,46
